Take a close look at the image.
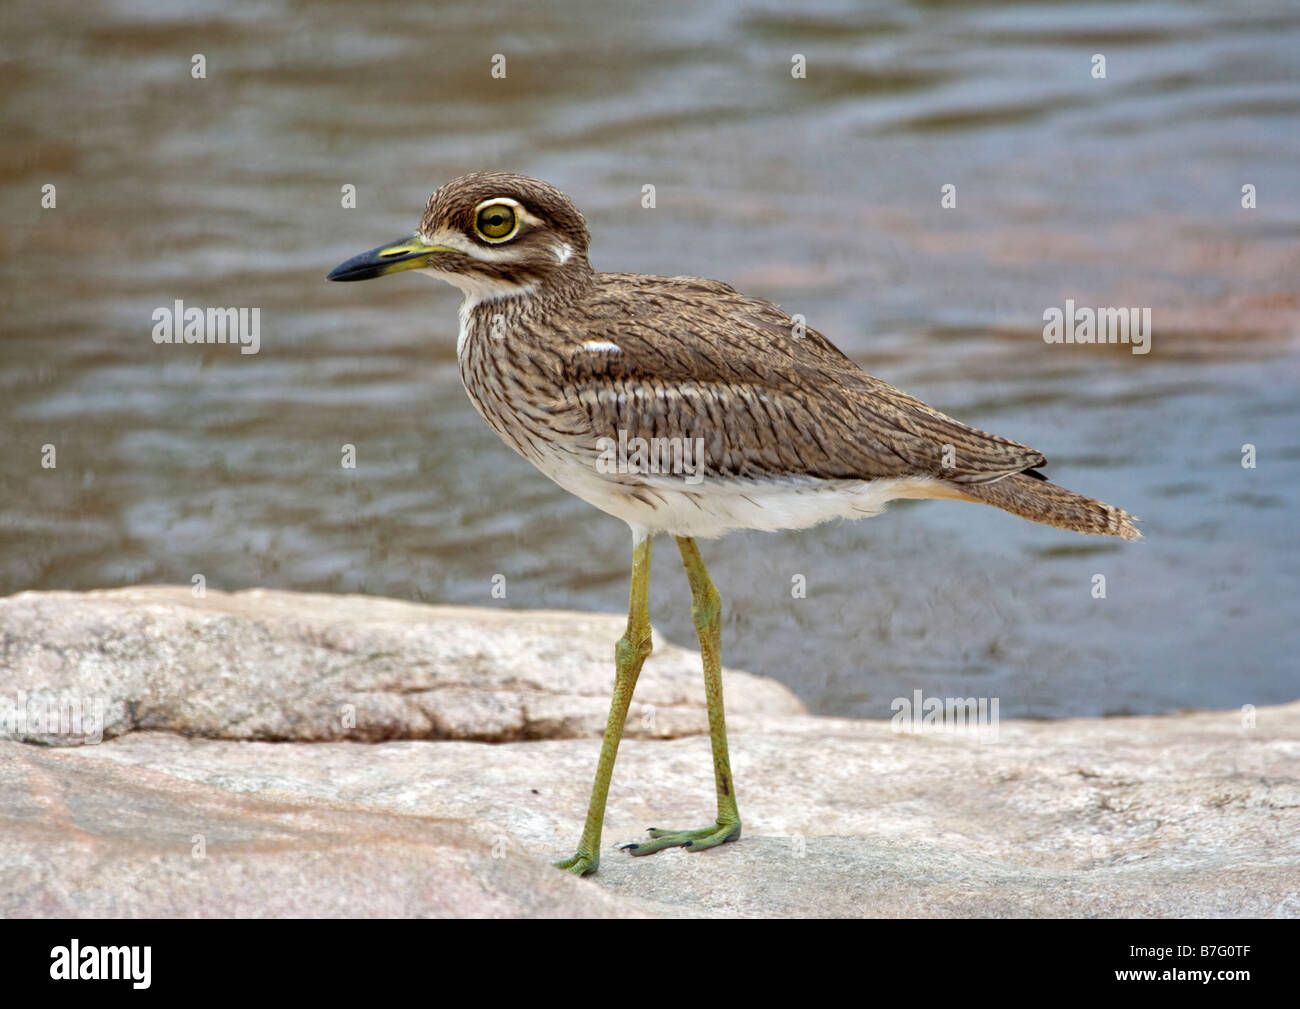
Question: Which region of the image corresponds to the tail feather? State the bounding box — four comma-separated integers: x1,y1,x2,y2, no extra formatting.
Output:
959,472,1142,541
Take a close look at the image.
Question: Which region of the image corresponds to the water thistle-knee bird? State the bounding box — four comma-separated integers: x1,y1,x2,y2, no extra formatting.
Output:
328,172,1140,875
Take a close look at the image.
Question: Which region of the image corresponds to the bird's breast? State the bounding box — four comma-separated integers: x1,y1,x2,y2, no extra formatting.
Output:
457,305,571,471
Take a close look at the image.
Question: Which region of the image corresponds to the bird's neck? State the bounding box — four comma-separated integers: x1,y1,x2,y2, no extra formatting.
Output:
457,260,594,319
455,279,574,360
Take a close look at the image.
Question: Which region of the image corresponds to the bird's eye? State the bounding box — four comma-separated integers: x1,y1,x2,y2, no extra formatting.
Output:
475,202,518,242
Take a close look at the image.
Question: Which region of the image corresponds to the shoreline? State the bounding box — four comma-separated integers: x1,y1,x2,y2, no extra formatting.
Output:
2,586,1296,917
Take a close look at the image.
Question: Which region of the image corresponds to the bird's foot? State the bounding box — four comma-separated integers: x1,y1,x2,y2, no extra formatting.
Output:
553,850,599,876
620,818,741,856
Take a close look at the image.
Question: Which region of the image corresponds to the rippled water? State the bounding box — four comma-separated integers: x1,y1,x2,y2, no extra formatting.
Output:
3,0,1298,718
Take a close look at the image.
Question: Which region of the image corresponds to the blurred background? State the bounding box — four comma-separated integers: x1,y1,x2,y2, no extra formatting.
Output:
2,0,1297,719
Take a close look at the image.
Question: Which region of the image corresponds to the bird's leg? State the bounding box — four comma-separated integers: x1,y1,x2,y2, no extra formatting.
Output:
553,532,654,875
623,536,741,857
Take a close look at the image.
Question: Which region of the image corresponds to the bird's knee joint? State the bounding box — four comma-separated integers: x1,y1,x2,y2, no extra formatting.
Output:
615,633,652,669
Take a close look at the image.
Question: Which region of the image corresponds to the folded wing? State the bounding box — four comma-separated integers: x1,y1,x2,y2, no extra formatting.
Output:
556,275,1045,485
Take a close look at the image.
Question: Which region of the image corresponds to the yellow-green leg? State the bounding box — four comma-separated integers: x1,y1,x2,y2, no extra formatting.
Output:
622,536,741,856
554,531,654,875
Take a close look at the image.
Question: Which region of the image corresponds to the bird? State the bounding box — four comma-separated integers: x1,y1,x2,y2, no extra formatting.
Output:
327,171,1140,876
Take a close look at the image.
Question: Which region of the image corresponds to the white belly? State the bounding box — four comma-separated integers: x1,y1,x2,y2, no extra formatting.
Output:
537,455,961,539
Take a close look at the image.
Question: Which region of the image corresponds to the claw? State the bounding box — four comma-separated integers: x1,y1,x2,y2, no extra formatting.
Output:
622,819,742,857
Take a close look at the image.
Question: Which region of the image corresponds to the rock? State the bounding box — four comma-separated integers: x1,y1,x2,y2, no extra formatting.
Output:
0,586,803,745
15,703,1297,918
1,588,1296,917
0,742,655,918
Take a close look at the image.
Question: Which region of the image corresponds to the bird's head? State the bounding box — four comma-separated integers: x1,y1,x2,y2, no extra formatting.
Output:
327,171,591,300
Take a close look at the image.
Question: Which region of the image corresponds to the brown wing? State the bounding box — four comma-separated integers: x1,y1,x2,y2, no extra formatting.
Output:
556,274,1045,483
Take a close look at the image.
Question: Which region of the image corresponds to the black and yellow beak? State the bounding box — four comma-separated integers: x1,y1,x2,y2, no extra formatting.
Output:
326,236,455,282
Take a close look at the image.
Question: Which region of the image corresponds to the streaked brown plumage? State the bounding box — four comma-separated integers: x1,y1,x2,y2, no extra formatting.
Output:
327,171,1141,876
403,171,1139,541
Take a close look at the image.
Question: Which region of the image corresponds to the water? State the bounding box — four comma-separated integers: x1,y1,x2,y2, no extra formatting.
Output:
2,0,1298,719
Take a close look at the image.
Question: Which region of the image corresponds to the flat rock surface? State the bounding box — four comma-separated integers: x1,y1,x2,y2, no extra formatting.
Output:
1,588,1296,917
0,743,654,918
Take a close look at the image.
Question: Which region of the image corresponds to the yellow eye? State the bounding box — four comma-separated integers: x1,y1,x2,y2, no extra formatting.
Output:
475,202,518,241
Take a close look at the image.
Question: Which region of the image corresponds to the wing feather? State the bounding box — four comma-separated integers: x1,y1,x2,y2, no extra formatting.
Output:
554,275,1045,483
